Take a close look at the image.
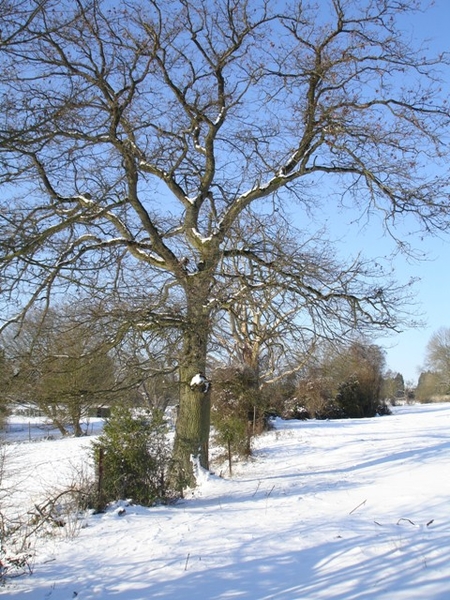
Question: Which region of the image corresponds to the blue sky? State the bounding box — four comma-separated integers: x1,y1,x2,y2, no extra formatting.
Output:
378,0,450,384
331,212,448,385
327,0,450,385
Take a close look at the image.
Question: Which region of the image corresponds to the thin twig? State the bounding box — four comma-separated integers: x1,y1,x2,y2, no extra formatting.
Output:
349,499,367,515
252,481,261,497
266,485,275,498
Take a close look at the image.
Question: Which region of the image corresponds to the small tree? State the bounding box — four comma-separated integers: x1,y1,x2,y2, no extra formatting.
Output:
415,371,445,403
93,406,171,508
5,306,118,436
211,366,265,473
212,413,248,477
382,371,405,405
420,328,450,399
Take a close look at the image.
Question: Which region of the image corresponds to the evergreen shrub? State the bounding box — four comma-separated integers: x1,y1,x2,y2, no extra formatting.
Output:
92,406,172,509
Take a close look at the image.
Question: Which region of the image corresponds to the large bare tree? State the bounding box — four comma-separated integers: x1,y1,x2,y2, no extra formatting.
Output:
0,0,449,487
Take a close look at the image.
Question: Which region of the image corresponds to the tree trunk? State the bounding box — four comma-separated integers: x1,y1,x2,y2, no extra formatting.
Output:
45,405,70,437
52,417,70,437
71,401,83,437
170,292,212,491
227,439,233,477
73,419,83,437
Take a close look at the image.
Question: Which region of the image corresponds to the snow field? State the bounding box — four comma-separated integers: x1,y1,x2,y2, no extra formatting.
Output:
3,403,450,599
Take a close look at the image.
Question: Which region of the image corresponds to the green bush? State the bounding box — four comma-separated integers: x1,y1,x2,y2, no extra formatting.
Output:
335,376,390,418
211,366,269,474
213,412,249,475
335,377,366,418
92,406,172,509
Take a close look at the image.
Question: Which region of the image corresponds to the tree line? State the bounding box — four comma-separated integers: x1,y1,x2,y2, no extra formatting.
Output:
0,298,413,435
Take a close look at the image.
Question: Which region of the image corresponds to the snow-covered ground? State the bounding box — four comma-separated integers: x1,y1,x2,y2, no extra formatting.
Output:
2,403,450,599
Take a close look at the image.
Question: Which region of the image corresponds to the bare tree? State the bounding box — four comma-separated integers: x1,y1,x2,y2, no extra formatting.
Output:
5,305,118,436
425,328,450,374
420,327,450,397
0,0,449,487
214,212,407,386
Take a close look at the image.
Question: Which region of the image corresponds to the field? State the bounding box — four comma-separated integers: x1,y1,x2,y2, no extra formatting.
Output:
2,403,450,599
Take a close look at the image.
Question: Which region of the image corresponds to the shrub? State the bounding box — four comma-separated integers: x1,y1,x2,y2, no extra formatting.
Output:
280,397,312,420
211,366,268,473
335,376,384,418
92,406,172,509
376,401,392,416
213,412,249,476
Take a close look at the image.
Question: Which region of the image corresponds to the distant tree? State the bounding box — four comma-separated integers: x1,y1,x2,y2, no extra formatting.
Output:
415,371,447,403
415,328,450,402
330,341,387,417
421,328,450,398
394,373,406,399
294,340,388,418
382,371,405,404
0,349,12,431
5,306,117,436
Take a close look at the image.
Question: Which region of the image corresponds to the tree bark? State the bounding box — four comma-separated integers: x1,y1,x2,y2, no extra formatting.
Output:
170,285,212,490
